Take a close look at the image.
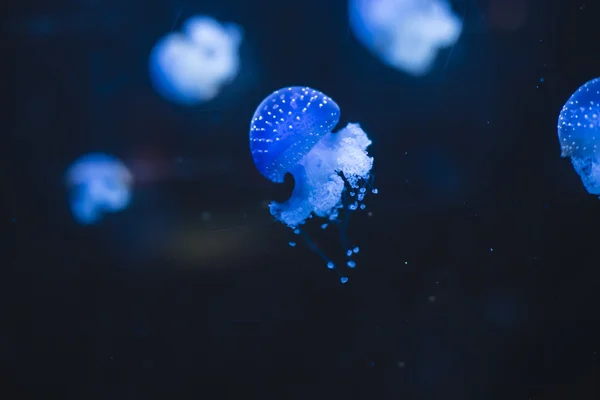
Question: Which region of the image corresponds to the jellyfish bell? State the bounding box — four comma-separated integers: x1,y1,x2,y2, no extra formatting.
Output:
250,86,341,183
558,77,600,158
148,15,242,105
65,153,133,225
183,16,242,53
182,16,242,81
558,77,600,196
149,33,214,104
349,0,463,75
249,86,376,282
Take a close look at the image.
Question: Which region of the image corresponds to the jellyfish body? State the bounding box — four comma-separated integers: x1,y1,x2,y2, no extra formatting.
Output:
250,87,375,282
349,0,463,75
65,153,133,225
149,16,242,105
558,77,600,196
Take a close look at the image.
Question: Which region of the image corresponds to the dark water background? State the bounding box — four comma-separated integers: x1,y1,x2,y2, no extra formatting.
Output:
4,0,599,398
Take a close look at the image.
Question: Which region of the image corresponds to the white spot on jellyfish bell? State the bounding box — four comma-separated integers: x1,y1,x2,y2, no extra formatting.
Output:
65,153,133,225
148,15,242,105
558,77,600,197
249,86,377,283
349,0,463,75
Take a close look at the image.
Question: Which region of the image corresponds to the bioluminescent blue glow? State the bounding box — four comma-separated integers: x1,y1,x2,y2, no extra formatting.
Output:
349,0,463,75
149,16,242,105
558,77,600,196
65,153,133,225
250,86,376,283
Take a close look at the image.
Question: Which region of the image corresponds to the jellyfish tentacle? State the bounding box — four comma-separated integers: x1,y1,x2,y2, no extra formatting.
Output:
296,228,348,284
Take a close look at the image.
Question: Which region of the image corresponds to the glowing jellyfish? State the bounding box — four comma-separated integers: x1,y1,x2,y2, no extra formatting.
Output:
149,16,242,105
65,153,133,225
250,87,376,283
349,0,463,75
558,77,600,197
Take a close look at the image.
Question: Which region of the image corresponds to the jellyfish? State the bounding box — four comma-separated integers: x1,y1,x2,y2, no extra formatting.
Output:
148,15,242,105
558,77,600,197
249,87,376,283
349,0,463,75
65,153,133,225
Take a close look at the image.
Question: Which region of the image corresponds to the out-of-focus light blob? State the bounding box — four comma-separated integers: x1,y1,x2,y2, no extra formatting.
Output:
558,77,600,196
66,153,133,225
148,16,242,105
349,0,463,75
250,87,376,283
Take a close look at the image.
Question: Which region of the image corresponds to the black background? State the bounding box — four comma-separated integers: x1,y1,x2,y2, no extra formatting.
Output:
4,0,600,398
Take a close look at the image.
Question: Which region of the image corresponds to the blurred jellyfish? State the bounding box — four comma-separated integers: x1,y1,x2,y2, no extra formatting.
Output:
66,153,133,225
349,0,463,75
558,77,600,197
250,87,376,283
149,16,242,105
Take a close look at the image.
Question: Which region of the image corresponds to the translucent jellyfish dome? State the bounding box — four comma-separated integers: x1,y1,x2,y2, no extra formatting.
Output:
65,153,133,225
149,15,242,105
249,87,376,282
349,0,463,75
250,86,341,184
558,77,600,196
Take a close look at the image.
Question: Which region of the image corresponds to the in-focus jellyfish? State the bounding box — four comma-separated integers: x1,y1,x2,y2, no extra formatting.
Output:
558,77,600,197
250,87,376,283
349,0,463,75
65,153,133,225
149,15,242,105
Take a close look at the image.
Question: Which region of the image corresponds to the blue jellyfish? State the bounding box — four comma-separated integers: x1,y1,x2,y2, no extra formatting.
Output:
349,0,463,76
558,77,600,196
149,16,242,105
65,153,133,225
250,87,376,283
